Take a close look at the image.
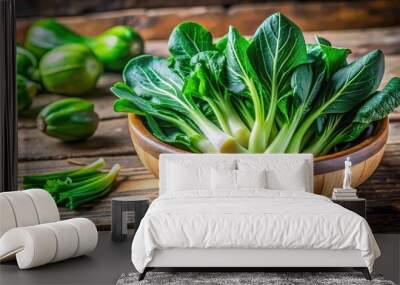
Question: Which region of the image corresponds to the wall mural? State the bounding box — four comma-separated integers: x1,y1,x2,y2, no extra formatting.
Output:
15,4,400,233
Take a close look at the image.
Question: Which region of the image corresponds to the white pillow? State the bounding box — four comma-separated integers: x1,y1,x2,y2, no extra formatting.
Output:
211,169,267,191
166,160,236,192
211,168,236,190
236,169,267,189
238,159,309,191
166,163,209,191
266,166,307,191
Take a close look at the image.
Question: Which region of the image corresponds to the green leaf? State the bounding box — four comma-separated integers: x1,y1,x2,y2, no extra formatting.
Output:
189,51,251,147
123,55,186,114
123,55,184,99
248,12,308,96
215,35,228,52
225,26,259,94
168,22,215,60
23,158,106,190
321,49,384,114
308,36,351,80
167,22,215,77
354,77,400,124
247,12,308,150
190,51,225,85
313,77,400,156
292,62,325,113
319,44,350,78
112,82,185,123
339,76,400,143
111,79,232,153
113,98,144,115
266,62,325,153
225,26,266,152
287,49,384,153
315,36,331,46
144,115,200,152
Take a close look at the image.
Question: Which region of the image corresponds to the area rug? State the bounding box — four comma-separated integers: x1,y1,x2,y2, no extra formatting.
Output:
116,272,395,285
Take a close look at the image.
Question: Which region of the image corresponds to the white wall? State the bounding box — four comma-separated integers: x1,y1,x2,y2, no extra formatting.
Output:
374,234,400,284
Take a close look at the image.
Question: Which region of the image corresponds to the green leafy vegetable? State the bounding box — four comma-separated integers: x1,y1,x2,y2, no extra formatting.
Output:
306,77,400,155
308,36,351,79
287,49,384,153
266,60,325,153
57,164,120,209
225,26,265,152
190,51,251,147
247,13,308,150
24,158,106,189
111,12,400,156
23,158,120,209
118,54,247,153
167,22,216,78
112,82,213,152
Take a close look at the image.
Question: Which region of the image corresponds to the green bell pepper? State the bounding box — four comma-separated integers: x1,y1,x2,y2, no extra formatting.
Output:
39,43,103,96
17,74,40,112
16,45,41,82
37,97,99,142
25,18,144,71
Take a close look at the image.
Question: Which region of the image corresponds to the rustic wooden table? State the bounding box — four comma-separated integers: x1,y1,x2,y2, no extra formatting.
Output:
17,27,400,233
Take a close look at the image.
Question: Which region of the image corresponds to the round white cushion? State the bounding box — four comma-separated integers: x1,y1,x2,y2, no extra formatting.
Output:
0,218,98,269
0,226,57,268
1,191,39,227
0,189,60,238
42,221,79,262
24,189,60,224
65,218,98,257
0,196,17,237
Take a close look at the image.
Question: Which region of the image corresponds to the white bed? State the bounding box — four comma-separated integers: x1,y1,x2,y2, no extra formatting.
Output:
131,154,380,280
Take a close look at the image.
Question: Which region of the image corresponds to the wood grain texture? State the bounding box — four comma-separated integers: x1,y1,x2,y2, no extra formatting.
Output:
15,0,290,17
18,118,134,161
18,0,399,19
17,27,400,232
16,0,400,41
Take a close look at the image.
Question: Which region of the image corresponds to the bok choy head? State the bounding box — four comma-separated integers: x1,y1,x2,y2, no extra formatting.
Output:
111,12,400,156
113,55,248,153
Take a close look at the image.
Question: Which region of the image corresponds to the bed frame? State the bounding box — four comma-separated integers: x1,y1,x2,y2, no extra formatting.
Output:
140,248,371,280
139,154,371,281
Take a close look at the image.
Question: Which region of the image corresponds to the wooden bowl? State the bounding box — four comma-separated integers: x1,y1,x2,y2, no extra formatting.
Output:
128,114,389,197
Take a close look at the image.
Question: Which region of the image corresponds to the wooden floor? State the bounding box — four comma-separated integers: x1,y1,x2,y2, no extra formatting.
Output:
17,26,400,233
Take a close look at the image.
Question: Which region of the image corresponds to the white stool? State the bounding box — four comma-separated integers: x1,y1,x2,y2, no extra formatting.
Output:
0,189,98,269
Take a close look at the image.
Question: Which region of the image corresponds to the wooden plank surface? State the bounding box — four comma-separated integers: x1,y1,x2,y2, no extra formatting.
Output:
16,0,400,42
16,0,396,18
18,27,400,232
15,0,305,17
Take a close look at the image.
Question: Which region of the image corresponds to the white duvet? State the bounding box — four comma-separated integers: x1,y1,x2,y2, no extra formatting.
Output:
131,190,380,273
